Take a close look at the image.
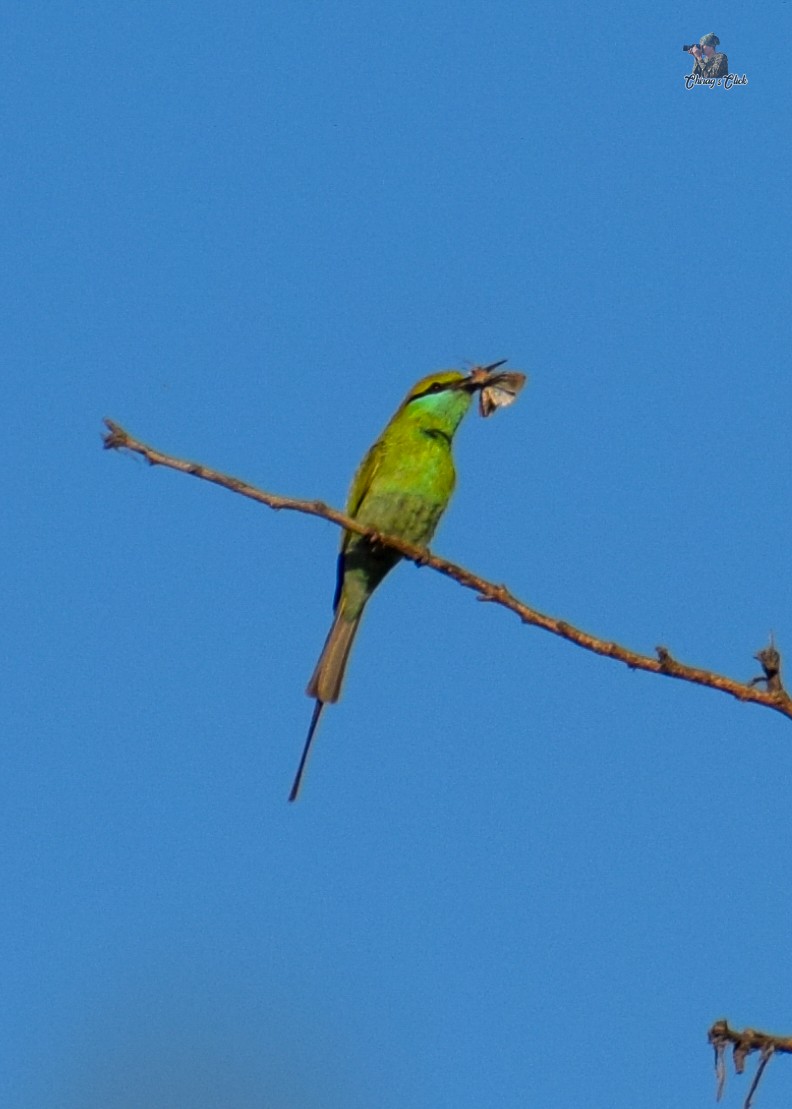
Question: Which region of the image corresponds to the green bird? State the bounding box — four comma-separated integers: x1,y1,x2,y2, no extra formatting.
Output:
288,362,509,801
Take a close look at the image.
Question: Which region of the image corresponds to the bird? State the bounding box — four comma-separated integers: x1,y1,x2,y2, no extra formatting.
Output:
288,363,508,801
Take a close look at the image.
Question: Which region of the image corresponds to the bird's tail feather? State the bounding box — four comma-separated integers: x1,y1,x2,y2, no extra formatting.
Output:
306,604,362,704
288,606,362,802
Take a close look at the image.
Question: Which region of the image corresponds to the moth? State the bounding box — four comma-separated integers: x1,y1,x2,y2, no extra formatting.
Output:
468,360,527,418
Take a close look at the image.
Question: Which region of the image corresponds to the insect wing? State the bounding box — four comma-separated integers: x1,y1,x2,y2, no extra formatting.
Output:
478,372,526,418
479,388,496,417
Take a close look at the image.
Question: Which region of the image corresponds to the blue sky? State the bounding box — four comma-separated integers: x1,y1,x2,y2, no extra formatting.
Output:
3,3,791,1106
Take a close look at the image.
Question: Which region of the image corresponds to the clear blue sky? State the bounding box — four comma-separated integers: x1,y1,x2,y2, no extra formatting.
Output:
3,3,791,1106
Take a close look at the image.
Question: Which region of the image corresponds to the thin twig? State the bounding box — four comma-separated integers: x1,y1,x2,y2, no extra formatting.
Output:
744,1047,774,1109
103,419,792,723
714,1036,727,1102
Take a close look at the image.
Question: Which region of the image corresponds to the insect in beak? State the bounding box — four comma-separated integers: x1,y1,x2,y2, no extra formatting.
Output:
459,360,528,417
461,359,509,392
478,371,527,417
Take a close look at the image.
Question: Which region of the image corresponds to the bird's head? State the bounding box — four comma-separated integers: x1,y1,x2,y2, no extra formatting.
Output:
392,370,475,437
396,362,509,433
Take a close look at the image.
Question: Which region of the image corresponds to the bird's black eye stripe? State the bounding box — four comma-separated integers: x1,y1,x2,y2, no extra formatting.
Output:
410,381,448,402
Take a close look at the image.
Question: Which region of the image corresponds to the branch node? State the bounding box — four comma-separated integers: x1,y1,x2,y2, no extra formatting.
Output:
656,645,679,672
751,635,784,693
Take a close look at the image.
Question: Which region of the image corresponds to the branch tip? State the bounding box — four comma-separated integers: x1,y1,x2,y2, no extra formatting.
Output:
102,418,128,451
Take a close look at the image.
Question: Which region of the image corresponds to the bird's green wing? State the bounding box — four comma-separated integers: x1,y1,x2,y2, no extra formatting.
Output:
330,438,386,611
346,437,385,520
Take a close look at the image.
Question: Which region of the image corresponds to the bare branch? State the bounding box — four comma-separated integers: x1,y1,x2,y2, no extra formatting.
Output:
103,419,792,723
709,1021,785,1108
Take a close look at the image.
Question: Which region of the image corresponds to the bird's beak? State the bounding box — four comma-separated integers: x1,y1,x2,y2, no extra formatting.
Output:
459,359,509,391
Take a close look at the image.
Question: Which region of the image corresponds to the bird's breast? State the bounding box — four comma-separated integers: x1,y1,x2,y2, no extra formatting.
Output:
354,489,449,546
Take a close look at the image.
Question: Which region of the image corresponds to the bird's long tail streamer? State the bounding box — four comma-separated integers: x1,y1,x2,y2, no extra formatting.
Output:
288,700,325,802
289,608,362,800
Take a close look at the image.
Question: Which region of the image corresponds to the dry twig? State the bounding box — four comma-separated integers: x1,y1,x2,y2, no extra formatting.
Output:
709,1021,786,1107
103,419,792,722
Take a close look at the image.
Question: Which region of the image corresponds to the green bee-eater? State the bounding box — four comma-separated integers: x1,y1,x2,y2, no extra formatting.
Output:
288,361,520,801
